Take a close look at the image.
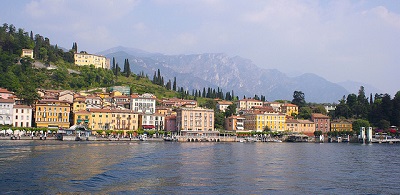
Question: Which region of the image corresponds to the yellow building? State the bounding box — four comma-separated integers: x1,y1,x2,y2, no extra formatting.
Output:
73,108,140,135
281,103,299,116
74,52,110,69
35,99,71,129
331,120,352,132
244,111,286,132
21,49,34,59
72,95,87,113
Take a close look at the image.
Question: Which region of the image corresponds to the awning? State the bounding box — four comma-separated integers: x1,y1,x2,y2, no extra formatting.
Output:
142,125,155,129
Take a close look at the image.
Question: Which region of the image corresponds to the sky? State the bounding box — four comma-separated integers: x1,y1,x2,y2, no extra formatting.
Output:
1,0,399,95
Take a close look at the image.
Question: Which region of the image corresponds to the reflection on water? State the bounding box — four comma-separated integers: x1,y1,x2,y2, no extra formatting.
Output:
1,141,400,194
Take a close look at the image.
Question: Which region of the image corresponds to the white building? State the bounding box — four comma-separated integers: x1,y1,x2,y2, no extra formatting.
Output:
130,93,156,114
0,99,15,125
13,105,32,127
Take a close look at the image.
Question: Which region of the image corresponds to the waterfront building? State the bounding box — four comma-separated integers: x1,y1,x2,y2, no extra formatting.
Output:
281,103,299,116
74,52,110,69
330,119,352,132
0,99,15,126
35,99,71,129
311,113,330,133
73,110,90,128
297,120,315,136
12,105,32,127
84,109,139,134
285,118,299,132
141,113,156,130
216,100,233,112
225,115,245,132
176,107,216,136
154,114,165,131
130,93,156,114
243,110,286,132
236,98,263,110
165,115,177,133
21,49,34,59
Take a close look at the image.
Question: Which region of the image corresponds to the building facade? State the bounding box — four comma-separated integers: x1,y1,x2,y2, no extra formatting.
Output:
236,98,263,110
0,99,15,126
330,120,352,132
311,113,330,133
176,107,215,132
244,111,286,132
225,115,245,131
21,49,34,59
216,101,233,112
13,105,32,127
130,93,156,114
281,103,299,116
74,52,110,69
35,99,71,129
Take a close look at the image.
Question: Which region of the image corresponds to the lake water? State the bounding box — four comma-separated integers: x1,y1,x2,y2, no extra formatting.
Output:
1,140,400,194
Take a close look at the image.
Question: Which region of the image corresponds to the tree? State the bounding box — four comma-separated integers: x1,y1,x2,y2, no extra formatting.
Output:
214,112,225,130
173,77,177,91
292,91,306,107
224,104,237,118
314,130,322,137
352,119,370,134
298,107,312,119
123,59,131,77
378,119,390,130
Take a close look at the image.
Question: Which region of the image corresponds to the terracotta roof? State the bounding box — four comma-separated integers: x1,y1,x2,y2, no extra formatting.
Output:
283,103,298,107
0,88,13,94
311,113,329,118
13,105,32,109
0,99,15,103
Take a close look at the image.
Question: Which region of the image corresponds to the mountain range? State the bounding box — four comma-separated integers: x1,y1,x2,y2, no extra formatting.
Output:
98,46,377,103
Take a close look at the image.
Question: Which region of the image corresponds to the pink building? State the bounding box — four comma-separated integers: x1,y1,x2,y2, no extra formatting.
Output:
165,115,177,133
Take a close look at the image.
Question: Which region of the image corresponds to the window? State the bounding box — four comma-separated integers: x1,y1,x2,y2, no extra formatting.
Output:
16,109,18,113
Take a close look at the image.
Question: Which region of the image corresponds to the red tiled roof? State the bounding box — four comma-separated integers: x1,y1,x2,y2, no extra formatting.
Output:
0,99,15,103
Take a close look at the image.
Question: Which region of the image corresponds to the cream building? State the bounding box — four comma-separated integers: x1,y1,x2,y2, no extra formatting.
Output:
236,98,263,110
74,53,110,69
21,49,34,59
176,107,217,136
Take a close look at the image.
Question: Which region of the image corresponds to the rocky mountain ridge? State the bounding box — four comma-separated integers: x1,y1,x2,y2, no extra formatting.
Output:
99,46,349,103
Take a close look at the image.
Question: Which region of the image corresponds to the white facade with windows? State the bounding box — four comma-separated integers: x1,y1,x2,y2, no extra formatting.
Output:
130,93,156,114
0,99,15,125
13,105,32,127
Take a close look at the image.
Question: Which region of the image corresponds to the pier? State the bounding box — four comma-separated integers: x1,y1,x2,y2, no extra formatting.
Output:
371,138,400,144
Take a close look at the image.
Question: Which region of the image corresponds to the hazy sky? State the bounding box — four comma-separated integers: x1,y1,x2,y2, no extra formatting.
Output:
1,0,399,95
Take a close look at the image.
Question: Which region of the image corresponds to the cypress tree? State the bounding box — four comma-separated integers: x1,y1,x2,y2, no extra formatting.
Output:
173,77,177,91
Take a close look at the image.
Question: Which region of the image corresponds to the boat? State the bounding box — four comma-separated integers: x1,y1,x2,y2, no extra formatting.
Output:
163,136,175,141
139,134,147,141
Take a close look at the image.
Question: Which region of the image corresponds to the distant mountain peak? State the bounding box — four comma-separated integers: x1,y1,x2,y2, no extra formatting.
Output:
101,47,351,103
